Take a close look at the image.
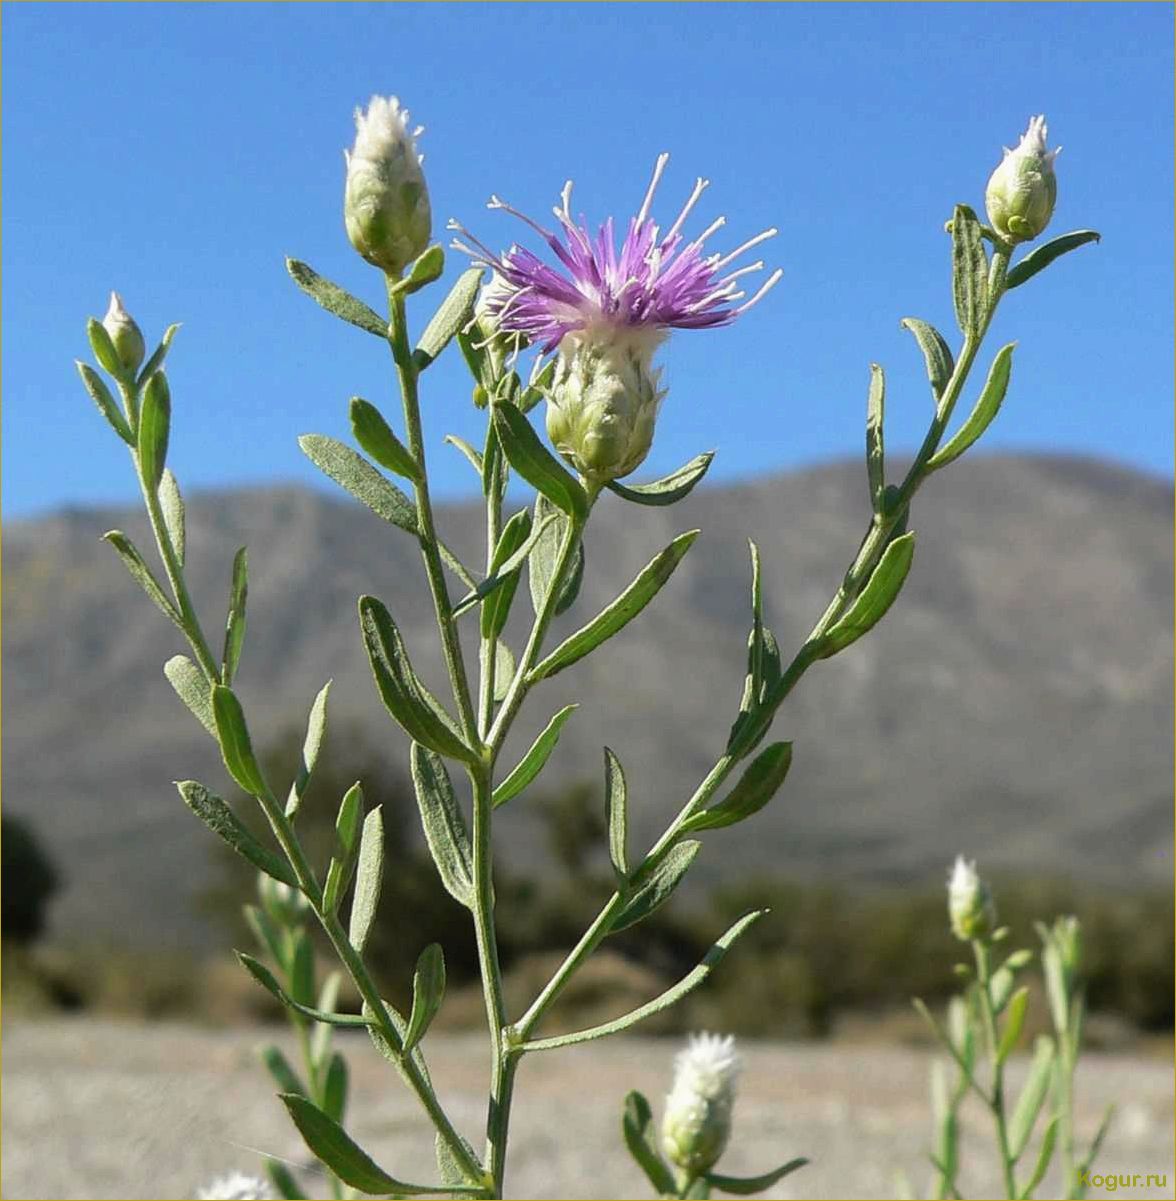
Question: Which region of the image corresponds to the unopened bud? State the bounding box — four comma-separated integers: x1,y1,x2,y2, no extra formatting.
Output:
344,96,431,276
102,292,145,374
985,115,1059,244
947,855,997,942
661,1033,740,1178
545,330,665,483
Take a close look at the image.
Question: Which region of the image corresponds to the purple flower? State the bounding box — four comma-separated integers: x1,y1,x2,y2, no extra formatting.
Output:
449,154,781,354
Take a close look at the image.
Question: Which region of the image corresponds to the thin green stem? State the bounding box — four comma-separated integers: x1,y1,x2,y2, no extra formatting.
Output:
478,446,505,738
974,940,1018,1200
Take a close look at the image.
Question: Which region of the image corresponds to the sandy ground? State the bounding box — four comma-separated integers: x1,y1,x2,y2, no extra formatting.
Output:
1,1018,1171,1200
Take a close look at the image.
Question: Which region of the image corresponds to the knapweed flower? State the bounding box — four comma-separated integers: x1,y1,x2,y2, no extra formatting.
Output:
450,156,781,482
661,1032,741,1178
344,96,431,276
985,115,1059,244
947,855,997,942
196,1172,273,1200
102,292,145,375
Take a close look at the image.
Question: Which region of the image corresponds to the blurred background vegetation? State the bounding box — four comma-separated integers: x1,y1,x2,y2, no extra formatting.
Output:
4,727,1171,1049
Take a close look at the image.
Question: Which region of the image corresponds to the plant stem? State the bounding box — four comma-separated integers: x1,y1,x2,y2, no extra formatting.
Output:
974,940,1019,1199
478,444,504,738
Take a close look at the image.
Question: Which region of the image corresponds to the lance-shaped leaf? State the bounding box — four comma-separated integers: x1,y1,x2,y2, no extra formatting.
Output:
492,640,515,704
280,1094,476,1197
527,497,583,617
444,434,483,477
1009,1035,1056,1160
524,911,764,1052
621,1091,677,1196
708,1160,810,1195
236,953,372,1027
413,267,484,369
177,780,297,887
288,681,332,818
244,904,285,966
220,546,248,685
478,509,532,637
727,542,781,758
300,434,417,533
87,316,125,380
159,469,186,565
997,985,1030,1064
102,531,182,627
817,532,915,658
350,397,421,483
604,747,628,883
286,258,388,338
683,742,793,833
211,684,268,796
164,654,216,737
264,1158,305,1201
529,530,698,682
866,363,886,514
404,943,446,1052
950,204,989,339
137,371,171,491
289,927,315,1010
900,318,955,402
77,361,134,444
323,1052,349,1124
1004,230,1101,290
348,806,384,953
359,597,478,763
611,840,700,933
1020,1115,1059,1199
492,705,578,808
606,451,715,506
927,343,1015,471
435,1132,482,1190
410,743,474,907
260,1044,307,1097
492,401,588,520
394,244,446,295
453,514,557,620
311,973,343,1071
137,322,181,388
322,782,365,915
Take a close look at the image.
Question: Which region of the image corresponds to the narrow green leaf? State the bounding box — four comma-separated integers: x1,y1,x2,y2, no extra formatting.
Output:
997,985,1030,1064
176,780,297,887
359,597,477,762
219,546,248,685
524,911,764,1052
311,972,342,1070
528,497,580,617
76,361,133,444
299,434,417,533
519,357,555,413
604,747,628,883
103,530,182,627
1079,1104,1115,1177
404,943,446,1052
928,343,1015,471
530,530,699,681
556,535,586,616
818,531,915,657
492,640,514,704
158,469,186,566
622,1091,677,1197
683,742,793,833
236,953,371,1026
492,401,588,520
435,1132,481,1189
137,371,171,491
1009,1035,1056,1160
492,705,578,807
288,680,332,819
1005,230,1101,290
137,323,181,389
286,259,388,338
1020,1115,1059,1199
991,965,1018,1015
280,1094,473,1196
726,541,780,758
211,684,268,796
410,743,474,907
866,364,886,514
611,841,700,933
453,515,557,620
244,904,285,967
163,654,216,736
606,451,715,506
1041,940,1069,1035
350,397,421,483
322,782,364,915
479,509,532,639
288,927,315,1010
396,244,446,295
349,806,384,953
260,1044,306,1097
264,1158,305,1201
900,318,955,401
913,998,987,1102
444,434,483,477
950,203,989,339
709,1159,810,1195
413,267,484,369
87,316,125,380
322,1052,349,1124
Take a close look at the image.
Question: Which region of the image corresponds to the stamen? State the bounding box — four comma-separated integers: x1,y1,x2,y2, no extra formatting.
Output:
635,153,670,226
717,260,765,286
732,267,783,315
713,228,778,271
664,177,709,243
686,215,727,251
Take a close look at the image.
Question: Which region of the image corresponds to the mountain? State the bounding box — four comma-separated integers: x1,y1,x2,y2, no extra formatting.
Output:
4,455,1172,949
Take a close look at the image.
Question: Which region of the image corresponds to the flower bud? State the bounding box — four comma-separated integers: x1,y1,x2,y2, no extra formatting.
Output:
985,115,1059,244
545,330,665,483
947,855,997,942
661,1032,740,1178
344,96,431,276
102,292,145,375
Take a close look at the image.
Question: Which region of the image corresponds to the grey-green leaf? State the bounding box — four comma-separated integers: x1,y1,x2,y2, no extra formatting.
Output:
410,743,474,907
492,640,515,704
176,780,297,886
299,434,417,533
414,267,484,369
818,532,915,657
349,806,384,953
1009,1035,1056,1160
606,451,715,506
77,361,134,444
444,434,483,477
236,953,371,1027
103,530,182,626
211,684,268,797
622,1091,677,1197
611,840,700,933
604,747,628,883
950,204,989,339
164,655,216,736
159,469,186,566
900,318,955,401
708,1160,810,1195
264,1158,305,1201
221,546,248,686
866,363,885,514
404,943,446,1052
322,782,365,915
492,705,578,808
683,742,793,833
479,508,532,639
1019,1115,1059,1199
350,397,421,483
137,322,181,388
137,371,171,491
492,401,588,521
261,1044,306,1097
286,259,388,338
997,985,1030,1064
87,316,125,380
1005,230,1101,290
322,1052,349,1124
288,681,332,818
530,531,698,681
399,244,446,294
927,342,1015,471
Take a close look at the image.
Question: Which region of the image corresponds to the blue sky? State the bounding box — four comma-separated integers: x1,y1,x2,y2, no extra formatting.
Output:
3,2,1172,519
